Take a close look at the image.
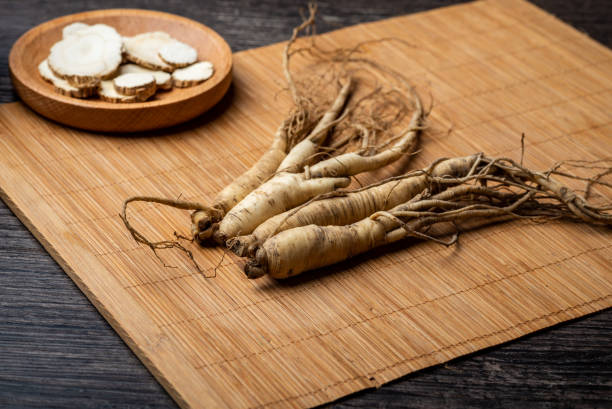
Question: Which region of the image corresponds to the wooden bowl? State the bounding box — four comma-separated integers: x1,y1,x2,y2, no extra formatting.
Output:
9,9,232,133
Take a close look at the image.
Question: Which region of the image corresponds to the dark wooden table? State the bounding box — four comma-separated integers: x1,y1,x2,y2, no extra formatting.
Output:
1,1,610,408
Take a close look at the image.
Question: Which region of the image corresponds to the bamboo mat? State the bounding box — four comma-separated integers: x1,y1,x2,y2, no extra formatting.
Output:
1,0,611,407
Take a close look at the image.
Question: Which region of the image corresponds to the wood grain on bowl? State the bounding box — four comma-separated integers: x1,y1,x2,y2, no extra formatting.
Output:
9,9,232,132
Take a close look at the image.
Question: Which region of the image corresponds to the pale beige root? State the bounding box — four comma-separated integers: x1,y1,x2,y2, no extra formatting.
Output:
214,173,351,243
216,79,429,246
190,5,324,243
119,64,172,90
172,61,214,87
113,73,157,101
123,32,176,72
48,23,122,87
159,40,198,67
277,78,353,171
212,78,354,243
245,156,612,279
230,155,479,256
190,123,289,242
245,191,502,279
98,80,137,103
38,59,96,98
247,218,387,279
54,83,96,98
309,89,424,178
485,158,612,225
62,22,89,38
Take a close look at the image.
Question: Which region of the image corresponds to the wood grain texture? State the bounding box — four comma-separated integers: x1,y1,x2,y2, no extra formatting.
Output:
9,9,232,132
0,1,611,409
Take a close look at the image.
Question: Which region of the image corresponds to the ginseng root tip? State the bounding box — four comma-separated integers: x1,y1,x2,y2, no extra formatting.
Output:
244,248,268,279
244,261,266,279
192,210,222,243
212,230,228,246
228,235,259,257
227,237,247,257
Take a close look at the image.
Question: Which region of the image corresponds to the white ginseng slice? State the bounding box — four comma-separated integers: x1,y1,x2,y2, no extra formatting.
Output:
98,80,137,103
159,41,198,67
38,59,96,98
78,23,122,42
38,58,56,83
119,64,172,90
123,32,175,72
62,22,89,38
172,61,214,88
54,83,96,98
113,72,156,99
48,24,123,85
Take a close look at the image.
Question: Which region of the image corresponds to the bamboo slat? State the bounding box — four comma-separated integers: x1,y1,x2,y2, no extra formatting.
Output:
0,1,610,408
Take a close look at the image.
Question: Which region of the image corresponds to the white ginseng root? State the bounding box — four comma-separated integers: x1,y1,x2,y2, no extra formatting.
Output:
229,155,479,257
212,79,354,243
119,64,172,90
123,32,176,72
159,40,198,67
214,85,424,244
245,156,612,279
190,119,298,242
38,59,96,98
172,61,214,87
121,5,327,257
190,78,352,243
48,23,123,87
113,73,157,100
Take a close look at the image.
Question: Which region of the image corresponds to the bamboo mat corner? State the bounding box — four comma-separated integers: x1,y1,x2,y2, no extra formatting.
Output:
0,0,611,408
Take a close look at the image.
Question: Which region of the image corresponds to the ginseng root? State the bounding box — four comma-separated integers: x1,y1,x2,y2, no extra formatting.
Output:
122,4,427,274
211,79,355,243
190,3,325,243
244,156,611,279
190,119,291,242
214,87,425,244
229,154,479,257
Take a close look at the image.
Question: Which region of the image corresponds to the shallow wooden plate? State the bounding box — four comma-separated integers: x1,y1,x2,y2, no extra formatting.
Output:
9,9,232,133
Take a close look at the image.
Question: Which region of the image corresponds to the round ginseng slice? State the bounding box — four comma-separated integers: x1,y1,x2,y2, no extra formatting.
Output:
119,64,172,90
98,80,137,103
48,24,123,86
38,59,96,98
159,40,198,68
172,61,214,88
113,73,157,101
123,32,175,72
62,22,90,38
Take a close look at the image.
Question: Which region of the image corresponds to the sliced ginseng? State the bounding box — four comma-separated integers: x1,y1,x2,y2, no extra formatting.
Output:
123,32,175,72
62,22,89,38
113,73,157,101
48,23,122,87
119,64,172,90
172,61,214,88
158,40,198,67
38,59,96,98
38,59,57,83
98,80,137,103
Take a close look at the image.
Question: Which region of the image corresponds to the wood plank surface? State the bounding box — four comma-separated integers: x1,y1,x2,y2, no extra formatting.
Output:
3,0,609,404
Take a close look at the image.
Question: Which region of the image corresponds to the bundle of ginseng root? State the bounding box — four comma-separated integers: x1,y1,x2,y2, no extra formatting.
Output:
241,155,612,279
121,4,428,270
